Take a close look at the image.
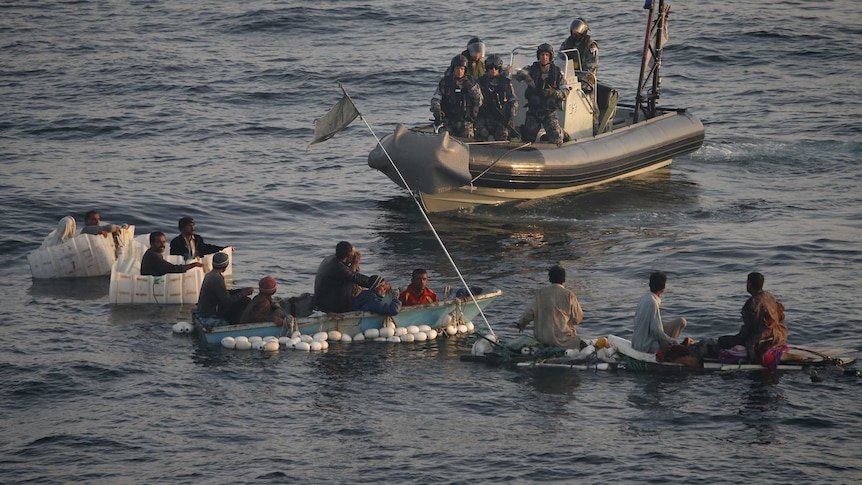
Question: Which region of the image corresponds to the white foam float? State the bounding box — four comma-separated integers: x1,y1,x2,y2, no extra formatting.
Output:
320,340,329,350
313,332,328,342
291,331,302,339
418,324,432,333
472,338,493,356
300,334,313,343
295,341,311,351
172,321,193,334
235,336,249,343
249,336,263,344
278,336,292,346
364,328,380,339
414,331,428,342
221,337,236,349
457,324,468,334
401,333,415,343
235,339,253,351
373,337,386,342
395,327,408,336
340,334,353,343
387,336,400,343
328,330,342,341
263,341,279,352
310,341,323,351
520,346,532,355
253,340,267,351
445,326,458,337
427,329,438,340
379,327,395,338
353,332,365,342
465,321,475,332
406,325,419,334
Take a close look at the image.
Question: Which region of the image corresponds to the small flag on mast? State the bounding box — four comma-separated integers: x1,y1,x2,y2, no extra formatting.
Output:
308,92,360,148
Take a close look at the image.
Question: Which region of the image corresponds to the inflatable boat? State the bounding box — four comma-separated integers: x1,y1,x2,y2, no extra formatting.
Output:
368,2,704,212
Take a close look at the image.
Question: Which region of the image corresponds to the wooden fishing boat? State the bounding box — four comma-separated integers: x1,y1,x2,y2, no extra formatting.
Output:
368,1,703,213
194,289,502,345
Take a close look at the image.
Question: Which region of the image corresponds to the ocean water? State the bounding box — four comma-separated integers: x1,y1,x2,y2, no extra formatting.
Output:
2,0,862,482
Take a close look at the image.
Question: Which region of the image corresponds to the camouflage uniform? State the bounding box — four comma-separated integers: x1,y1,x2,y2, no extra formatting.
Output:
515,61,568,145
475,73,518,141
430,71,483,139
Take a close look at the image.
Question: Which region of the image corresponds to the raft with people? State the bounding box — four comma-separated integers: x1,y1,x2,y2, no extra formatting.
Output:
27,217,135,279
367,1,704,213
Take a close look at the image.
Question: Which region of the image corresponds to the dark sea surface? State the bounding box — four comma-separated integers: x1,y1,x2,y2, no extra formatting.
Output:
2,0,862,482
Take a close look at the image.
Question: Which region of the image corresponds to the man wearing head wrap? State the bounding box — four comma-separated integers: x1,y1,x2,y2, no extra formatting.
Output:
169,216,228,259
39,216,77,249
239,276,288,324
313,241,384,313
717,272,788,363
197,252,253,324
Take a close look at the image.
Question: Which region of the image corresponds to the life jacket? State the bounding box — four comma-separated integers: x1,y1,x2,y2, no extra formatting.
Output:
478,75,513,117
441,74,479,121
524,62,562,113
561,34,594,71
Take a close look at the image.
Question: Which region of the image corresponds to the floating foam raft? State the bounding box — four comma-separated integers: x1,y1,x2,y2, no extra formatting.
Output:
27,226,135,279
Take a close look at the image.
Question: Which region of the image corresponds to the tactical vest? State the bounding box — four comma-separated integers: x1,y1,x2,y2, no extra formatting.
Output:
524,63,562,113
561,34,594,70
478,75,513,115
441,75,478,121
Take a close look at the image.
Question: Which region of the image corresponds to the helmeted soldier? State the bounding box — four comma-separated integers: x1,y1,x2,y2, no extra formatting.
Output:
461,37,486,81
514,43,569,145
475,54,519,141
560,17,599,78
430,54,484,139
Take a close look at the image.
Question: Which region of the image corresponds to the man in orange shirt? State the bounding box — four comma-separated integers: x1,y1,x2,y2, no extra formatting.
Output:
399,269,438,306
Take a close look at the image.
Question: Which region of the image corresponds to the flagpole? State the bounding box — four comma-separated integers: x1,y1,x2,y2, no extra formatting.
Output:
337,83,499,339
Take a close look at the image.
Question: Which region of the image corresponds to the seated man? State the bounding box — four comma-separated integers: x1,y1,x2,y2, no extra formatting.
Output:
80,210,127,237
631,271,688,354
717,272,788,363
141,231,202,276
39,216,77,249
399,268,438,307
239,276,288,324
313,241,382,313
353,280,401,316
170,217,227,259
197,253,253,324
516,265,583,348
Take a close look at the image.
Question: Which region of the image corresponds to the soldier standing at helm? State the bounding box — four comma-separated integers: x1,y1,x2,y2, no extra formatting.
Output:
430,54,484,139
475,54,519,141
559,17,599,78
514,43,569,145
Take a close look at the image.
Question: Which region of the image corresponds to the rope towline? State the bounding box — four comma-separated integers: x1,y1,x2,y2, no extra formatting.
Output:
338,83,497,338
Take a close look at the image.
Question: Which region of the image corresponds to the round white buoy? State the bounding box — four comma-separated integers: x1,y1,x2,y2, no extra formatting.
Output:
249,336,263,344
328,330,342,341
264,336,279,342
414,332,428,342
418,324,432,333
465,321,475,333
387,336,400,343
172,321,193,334
320,340,329,350
235,336,249,343
235,339,252,351
310,341,323,351
313,332,328,342
263,341,279,352
254,340,267,351
290,331,302,339
364,328,380,339
353,332,365,342
407,325,420,334
221,337,236,349
457,324,468,334
278,336,292,346
379,327,395,338
341,334,353,343
401,333,415,343
300,334,313,343
395,327,407,336
521,346,532,355
445,326,458,337
295,341,311,351
564,348,578,357
426,329,438,340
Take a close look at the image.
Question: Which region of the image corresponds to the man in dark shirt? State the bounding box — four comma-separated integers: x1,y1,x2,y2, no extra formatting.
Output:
313,241,382,313
169,217,227,259
141,231,202,276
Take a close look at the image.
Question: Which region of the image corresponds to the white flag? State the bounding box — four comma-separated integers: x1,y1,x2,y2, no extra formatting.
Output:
308,94,360,148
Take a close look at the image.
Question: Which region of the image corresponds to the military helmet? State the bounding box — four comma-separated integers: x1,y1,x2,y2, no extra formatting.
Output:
466,37,485,57
570,18,589,37
536,43,554,60
484,54,503,71
450,54,468,68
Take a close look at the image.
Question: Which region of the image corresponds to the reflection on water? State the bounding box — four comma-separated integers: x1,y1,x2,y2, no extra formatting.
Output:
29,277,111,301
